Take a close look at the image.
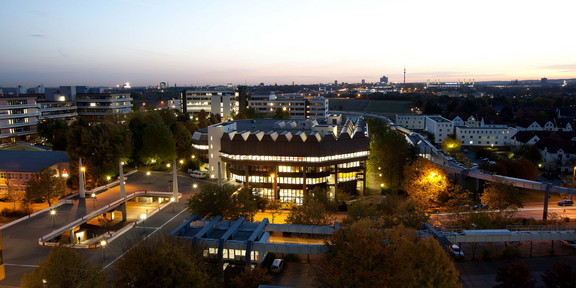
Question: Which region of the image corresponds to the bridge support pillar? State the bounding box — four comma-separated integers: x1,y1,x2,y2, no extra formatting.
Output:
119,160,127,221
70,228,75,244
543,183,552,222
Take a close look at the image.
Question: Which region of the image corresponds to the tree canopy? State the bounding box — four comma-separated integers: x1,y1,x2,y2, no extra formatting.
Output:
66,117,132,187
480,181,522,214
315,224,460,288
113,236,216,288
21,245,107,288
24,167,67,206
402,157,456,209
286,187,335,226
494,260,536,288
186,184,263,221
368,118,417,190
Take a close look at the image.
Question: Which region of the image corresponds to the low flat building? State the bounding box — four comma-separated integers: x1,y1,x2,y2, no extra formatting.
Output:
0,150,70,195
455,126,516,147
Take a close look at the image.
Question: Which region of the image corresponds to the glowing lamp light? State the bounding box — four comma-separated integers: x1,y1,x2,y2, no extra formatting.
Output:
62,169,68,178
166,163,171,168
106,176,111,181
80,167,86,172
179,159,184,164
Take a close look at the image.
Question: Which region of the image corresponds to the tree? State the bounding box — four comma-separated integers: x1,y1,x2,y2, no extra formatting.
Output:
230,267,272,288
171,122,192,160
441,135,461,155
368,118,416,190
21,245,106,288
138,124,176,164
286,197,334,226
273,108,290,119
541,261,576,288
37,118,68,150
402,157,453,209
24,167,66,206
67,117,132,187
113,236,216,288
480,181,522,215
494,260,536,288
315,224,460,288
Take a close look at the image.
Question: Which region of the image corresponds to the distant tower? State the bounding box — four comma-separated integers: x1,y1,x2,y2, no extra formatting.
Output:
403,67,406,85
361,79,365,85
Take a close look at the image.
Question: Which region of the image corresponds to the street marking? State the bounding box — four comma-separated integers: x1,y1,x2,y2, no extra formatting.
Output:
4,263,39,268
103,208,187,270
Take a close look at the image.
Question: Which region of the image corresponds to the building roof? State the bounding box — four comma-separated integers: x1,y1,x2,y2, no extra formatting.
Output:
0,150,69,172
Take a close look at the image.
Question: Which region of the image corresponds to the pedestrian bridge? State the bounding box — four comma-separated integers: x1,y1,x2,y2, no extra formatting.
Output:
38,191,178,248
436,225,576,243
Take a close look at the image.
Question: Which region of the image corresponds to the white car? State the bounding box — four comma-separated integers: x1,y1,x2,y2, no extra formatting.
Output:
271,259,285,273
450,244,464,257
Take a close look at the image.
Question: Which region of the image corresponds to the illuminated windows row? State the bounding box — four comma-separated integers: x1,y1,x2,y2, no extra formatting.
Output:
221,151,369,163
206,248,259,261
337,161,360,169
337,172,356,182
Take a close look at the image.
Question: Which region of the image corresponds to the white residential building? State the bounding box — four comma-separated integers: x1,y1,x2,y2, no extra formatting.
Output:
425,116,454,144
182,91,237,119
395,114,435,130
455,127,516,147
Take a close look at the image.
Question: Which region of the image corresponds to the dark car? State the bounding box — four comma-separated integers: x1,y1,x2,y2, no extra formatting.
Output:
558,199,574,206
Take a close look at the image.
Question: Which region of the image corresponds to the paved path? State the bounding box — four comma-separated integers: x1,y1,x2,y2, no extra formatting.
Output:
0,170,207,288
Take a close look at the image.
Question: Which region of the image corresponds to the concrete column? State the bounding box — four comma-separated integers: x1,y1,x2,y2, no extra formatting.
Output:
273,166,278,201
218,162,222,187
119,160,127,221
70,229,75,244
78,158,85,198
245,165,250,187
173,160,179,203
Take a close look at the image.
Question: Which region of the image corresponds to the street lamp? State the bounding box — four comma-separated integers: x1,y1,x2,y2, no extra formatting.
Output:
91,193,96,209
100,239,107,260
50,209,56,227
140,213,147,235
146,171,151,184
170,197,175,213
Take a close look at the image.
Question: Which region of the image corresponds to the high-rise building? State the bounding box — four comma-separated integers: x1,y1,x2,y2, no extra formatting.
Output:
0,96,40,143
380,75,389,83
361,79,365,85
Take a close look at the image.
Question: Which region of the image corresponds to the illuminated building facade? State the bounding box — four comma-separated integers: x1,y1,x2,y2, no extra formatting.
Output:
0,96,40,143
248,94,329,119
191,115,369,204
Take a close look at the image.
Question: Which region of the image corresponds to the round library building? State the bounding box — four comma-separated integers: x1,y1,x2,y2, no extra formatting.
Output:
191,115,370,205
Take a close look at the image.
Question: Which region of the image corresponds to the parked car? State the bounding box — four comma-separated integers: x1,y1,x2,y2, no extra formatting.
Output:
473,203,488,210
558,199,574,206
561,240,576,249
450,244,464,257
190,170,208,179
271,259,285,273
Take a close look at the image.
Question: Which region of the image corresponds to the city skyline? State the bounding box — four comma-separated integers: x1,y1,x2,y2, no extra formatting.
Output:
1,0,575,87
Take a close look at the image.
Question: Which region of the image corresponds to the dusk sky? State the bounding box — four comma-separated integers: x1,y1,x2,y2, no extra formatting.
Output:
1,0,575,87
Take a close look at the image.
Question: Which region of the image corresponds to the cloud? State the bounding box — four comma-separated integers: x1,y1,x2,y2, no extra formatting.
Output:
28,34,46,38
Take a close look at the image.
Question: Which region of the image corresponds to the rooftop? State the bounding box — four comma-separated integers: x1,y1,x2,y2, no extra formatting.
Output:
0,150,69,172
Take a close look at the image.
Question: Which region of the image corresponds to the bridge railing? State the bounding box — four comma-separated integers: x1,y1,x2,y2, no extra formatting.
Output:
506,225,576,232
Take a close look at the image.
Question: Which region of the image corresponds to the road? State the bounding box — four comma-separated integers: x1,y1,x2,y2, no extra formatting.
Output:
0,169,210,288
